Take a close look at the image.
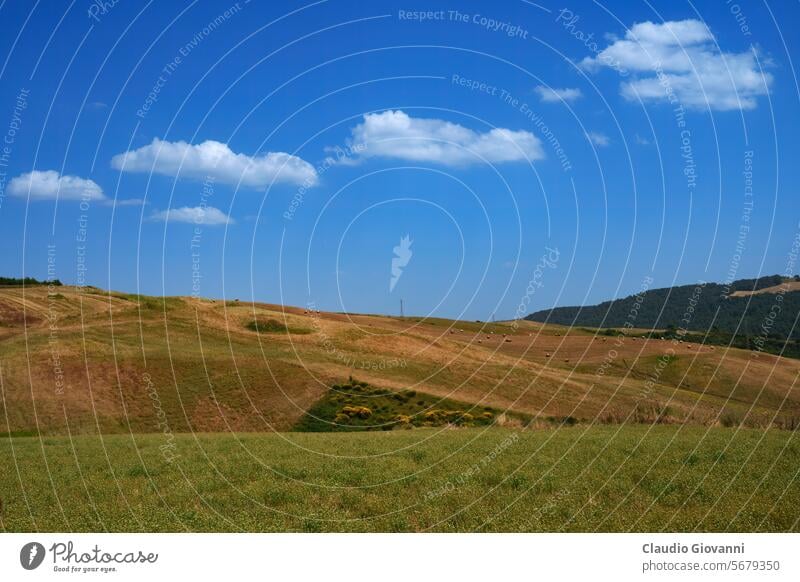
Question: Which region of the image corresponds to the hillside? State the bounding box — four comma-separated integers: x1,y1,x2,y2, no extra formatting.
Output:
1,284,798,436
526,275,800,357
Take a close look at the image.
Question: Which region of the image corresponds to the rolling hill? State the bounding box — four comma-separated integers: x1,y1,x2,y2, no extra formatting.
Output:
0,283,798,437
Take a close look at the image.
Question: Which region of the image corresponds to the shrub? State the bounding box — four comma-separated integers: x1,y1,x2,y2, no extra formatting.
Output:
341,405,372,419
720,412,742,427
444,411,462,423
247,318,313,335
247,319,287,333
0,276,60,286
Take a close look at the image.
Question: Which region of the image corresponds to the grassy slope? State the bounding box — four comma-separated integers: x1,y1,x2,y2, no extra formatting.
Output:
0,426,797,532
1,286,799,436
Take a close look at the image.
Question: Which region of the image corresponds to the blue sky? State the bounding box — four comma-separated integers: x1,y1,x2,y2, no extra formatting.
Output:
0,0,798,320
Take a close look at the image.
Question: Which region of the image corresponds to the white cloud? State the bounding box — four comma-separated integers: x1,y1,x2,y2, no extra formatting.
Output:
150,206,233,226
8,170,105,201
635,133,651,145
586,131,610,147
582,19,772,110
344,110,544,166
108,198,146,207
111,138,317,188
534,86,583,103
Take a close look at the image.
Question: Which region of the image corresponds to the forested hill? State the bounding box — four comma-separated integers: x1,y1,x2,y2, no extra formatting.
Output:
525,275,800,344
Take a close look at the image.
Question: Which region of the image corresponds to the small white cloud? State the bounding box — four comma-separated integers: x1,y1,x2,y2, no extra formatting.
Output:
534,86,583,103
150,206,233,226
635,133,651,145
582,19,772,110
8,170,105,201
344,110,544,166
106,198,146,207
587,131,610,147
111,138,317,188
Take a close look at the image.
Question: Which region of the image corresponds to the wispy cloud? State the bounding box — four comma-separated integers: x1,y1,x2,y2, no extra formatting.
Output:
8,170,106,201
111,138,317,188
150,205,233,226
534,86,583,103
587,131,610,147
582,19,772,110
343,110,544,166
105,197,146,207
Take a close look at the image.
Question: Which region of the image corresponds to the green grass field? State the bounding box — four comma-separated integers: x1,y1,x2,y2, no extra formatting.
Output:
1,426,797,532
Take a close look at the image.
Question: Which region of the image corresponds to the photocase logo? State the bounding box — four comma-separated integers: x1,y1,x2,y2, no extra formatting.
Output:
390,235,413,292
20,542,46,570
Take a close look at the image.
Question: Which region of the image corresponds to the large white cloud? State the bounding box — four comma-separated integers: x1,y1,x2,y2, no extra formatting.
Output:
111,138,317,188
582,19,772,110
535,86,583,103
150,205,233,226
345,110,544,165
8,170,106,201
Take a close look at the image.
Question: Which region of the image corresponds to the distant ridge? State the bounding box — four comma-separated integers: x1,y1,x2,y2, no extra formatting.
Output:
526,275,800,357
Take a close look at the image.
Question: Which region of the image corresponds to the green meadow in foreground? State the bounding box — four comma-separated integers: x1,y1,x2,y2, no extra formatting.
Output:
1,426,797,532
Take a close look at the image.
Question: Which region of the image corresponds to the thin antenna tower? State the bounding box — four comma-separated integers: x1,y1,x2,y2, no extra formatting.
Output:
400,299,404,318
